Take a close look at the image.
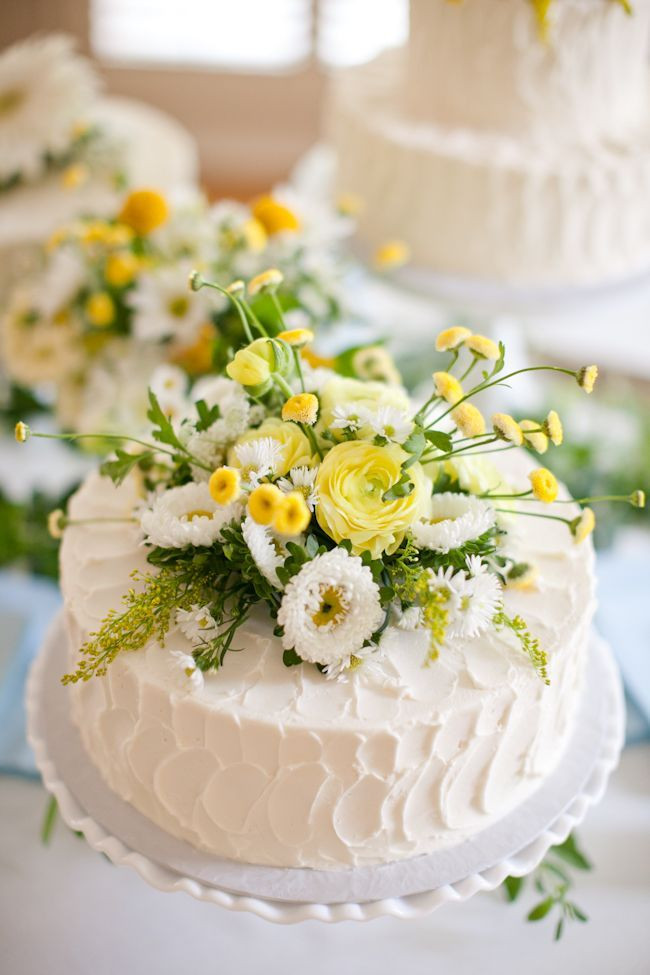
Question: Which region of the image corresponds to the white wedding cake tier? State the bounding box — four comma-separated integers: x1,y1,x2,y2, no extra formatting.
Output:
328,0,650,286
61,461,595,870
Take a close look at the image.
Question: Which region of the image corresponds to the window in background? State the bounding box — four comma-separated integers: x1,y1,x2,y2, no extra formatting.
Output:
91,0,408,71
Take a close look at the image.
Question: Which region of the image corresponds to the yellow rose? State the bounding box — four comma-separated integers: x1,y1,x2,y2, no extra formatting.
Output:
318,376,411,441
230,417,314,476
226,338,275,388
315,441,428,558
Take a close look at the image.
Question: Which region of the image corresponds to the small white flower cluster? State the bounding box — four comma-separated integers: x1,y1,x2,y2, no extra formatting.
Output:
330,403,413,443
427,556,502,640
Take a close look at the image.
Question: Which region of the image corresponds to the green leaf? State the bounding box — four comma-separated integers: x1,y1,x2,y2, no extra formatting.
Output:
146,389,184,450
424,429,453,453
554,918,564,941
552,833,592,872
503,875,525,902
195,399,221,433
382,475,415,502
101,448,150,486
283,648,303,667
571,904,588,923
527,897,555,922
41,795,58,845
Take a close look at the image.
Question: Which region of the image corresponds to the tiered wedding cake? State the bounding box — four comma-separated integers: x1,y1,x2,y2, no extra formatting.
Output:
328,0,650,285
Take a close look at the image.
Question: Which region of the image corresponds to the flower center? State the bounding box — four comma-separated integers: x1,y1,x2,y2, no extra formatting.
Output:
185,509,213,520
312,586,347,628
0,87,25,117
168,295,190,318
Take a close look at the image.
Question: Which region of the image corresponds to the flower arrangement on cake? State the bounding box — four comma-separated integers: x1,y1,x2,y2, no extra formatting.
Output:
3,186,353,437
17,274,644,686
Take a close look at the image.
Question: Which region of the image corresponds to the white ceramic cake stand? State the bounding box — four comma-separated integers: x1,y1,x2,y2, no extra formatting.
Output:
26,612,624,925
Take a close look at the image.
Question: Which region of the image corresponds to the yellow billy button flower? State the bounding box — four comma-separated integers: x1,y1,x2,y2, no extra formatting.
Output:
435,326,472,352
118,189,169,236
492,412,524,446
104,251,139,288
277,328,314,348
520,419,548,454
251,195,301,235
543,409,563,446
248,268,284,297
433,371,463,404
14,421,29,442
248,483,284,526
571,507,596,544
465,333,500,360
85,292,115,328
226,337,275,387
451,402,486,438
282,393,319,426
373,239,411,270
273,491,311,536
209,467,241,506
630,489,646,508
47,509,67,539
226,279,246,297
528,467,559,503
577,364,598,394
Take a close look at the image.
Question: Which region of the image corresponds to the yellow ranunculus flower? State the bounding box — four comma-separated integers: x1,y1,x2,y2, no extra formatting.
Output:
118,189,169,236
231,417,314,477
315,441,428,558
226,338,275,387
318,376,411,442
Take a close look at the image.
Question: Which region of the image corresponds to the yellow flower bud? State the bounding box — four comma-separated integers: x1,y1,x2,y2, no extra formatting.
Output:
373,239,411,270
248,268,283,296
118,189,169,236
506,564,539,591
48,509,66,539
492,412,523,446
248,483,284,526
528,467,558,503
226,279,246,296
14,421,29,443
571,507,595,543
433,371,464,404
435,326,472,352
543,410,563,446
451,402,486,438
520,419,548,454
85,292,115,328
104,251,139,288
277,328,314,348
630,489,645,509
577,365,598,394
226,338,275,387
209,466,241,506
282,393,319,426
273,491,311,536
465,333,500,360
251,195,301,235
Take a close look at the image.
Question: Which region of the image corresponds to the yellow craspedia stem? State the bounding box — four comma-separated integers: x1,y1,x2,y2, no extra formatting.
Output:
277,328,314,348
520,419,548,454
373,239,411,270
577,365,598,394
248,268,283,296
571,507,595,543
282,393,319,426
543,409,563,446
118,189,169,236
85,292,115,328
248,483,284,526
465,333,500,360
251,195,301,235
451,402,486,438
433,371,464,404
273,491,311,536
492,412,524,446
529,467,558,503
435,326,472,352
104,251,139,288
209,466,241,506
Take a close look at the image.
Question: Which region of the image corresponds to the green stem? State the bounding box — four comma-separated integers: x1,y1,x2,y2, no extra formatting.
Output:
303,423,324,461
495,508,571,525
197,279,254,343
458,354,479,383
292,348,306,393
30,431,212,472
273,373,295,399
41,795,58,845
270,292,286,331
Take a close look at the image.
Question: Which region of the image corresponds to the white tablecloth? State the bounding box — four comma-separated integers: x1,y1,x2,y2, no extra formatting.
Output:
1,745,649,975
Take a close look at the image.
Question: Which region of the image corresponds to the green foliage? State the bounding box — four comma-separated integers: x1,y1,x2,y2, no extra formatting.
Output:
146,390,185,452
100,448,153,486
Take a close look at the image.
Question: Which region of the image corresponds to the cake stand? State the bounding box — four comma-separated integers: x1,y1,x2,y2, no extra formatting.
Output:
26,613,624,924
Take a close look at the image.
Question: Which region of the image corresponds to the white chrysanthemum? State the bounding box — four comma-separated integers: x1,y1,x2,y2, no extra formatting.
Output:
0,34,99,182
128,264,211,343
365,405,413,444
277,466,318,510
330,403,364,431
242,516,287,589
428,555,502,640
176,604,219,644
169,650,205,692
234,436,284,484
140,481,239,548
412,492,496,554
277,548,384,667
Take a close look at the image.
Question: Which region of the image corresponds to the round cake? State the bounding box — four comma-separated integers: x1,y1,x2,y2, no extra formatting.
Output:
61,459,595,870
328,0,650,285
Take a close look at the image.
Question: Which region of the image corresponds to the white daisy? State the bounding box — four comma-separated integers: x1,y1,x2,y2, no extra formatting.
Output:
0,34,99,182
242,516,287,589
330,403,364,432
412,492,496,554
365,405,413,444
176,604,219,644
427,556,502,641
277,548,384,668
140,481,239,548
169,650,205,692
234,437,284,484
322,642,383,682
277,466,319,510
128,264,211,343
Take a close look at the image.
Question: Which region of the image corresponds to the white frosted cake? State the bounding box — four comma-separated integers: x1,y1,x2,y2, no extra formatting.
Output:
61,460,595,870
328,0,650,285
